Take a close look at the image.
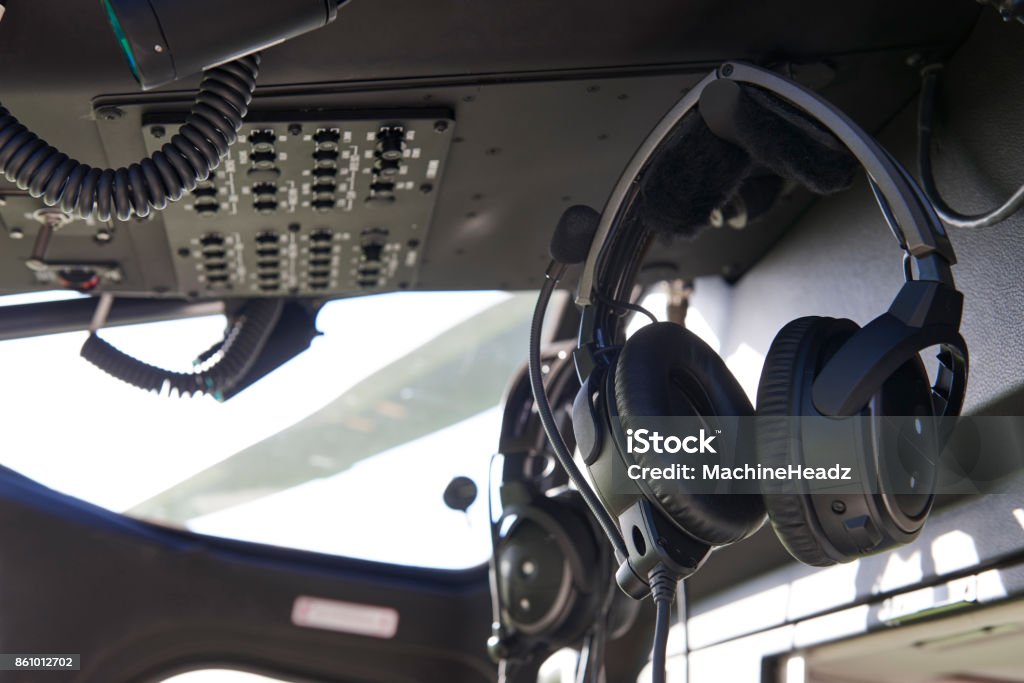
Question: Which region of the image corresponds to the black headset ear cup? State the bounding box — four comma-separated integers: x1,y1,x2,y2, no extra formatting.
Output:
495,491,608,644
614,322,766,545
758,316,939,566
756,316,859,566
757,317,843,569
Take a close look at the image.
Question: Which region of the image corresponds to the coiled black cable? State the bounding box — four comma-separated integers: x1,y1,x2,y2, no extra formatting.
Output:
81,298,283,399
918,64,1024,229
0,54,260,222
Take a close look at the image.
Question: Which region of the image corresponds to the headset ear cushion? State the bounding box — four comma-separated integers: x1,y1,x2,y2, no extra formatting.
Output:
615,322,765,545
756,316,859,567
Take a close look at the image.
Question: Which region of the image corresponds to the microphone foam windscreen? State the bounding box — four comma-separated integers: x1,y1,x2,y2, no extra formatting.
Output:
550,205,601,264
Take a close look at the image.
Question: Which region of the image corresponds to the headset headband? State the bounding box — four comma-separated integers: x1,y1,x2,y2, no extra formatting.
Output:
575,62,966,419
577,62,957,302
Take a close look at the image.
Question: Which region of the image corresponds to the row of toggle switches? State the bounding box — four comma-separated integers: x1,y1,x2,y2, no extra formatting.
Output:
368,126,405,204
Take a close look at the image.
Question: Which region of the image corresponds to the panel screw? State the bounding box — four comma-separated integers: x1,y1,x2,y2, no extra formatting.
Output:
831,500,847,514
419,183,433,194
722,64,734,77
151,126,166,139
289,124,303,136
97,107,124,121
434,120,449,134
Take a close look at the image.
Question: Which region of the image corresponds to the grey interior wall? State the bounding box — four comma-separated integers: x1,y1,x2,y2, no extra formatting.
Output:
691,12,1024,413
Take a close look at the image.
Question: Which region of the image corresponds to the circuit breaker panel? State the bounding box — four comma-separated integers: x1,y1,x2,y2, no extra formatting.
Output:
142,110,454,297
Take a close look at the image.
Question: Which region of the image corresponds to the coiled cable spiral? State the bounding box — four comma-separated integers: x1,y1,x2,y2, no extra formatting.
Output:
0,54,260,222
81,298,283,399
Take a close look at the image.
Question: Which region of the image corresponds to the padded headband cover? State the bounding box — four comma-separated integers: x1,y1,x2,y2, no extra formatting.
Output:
637,83,859,239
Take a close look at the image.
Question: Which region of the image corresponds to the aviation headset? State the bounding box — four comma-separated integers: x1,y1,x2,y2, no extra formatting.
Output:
489,348,639,681
532,62,970,602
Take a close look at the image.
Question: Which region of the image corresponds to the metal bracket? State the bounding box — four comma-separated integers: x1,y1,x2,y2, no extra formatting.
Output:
24,210,123,291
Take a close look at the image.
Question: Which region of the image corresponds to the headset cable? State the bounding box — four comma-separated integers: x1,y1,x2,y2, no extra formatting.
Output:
918,63,1024,229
